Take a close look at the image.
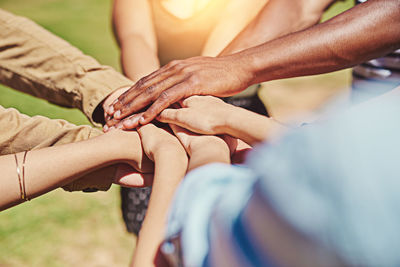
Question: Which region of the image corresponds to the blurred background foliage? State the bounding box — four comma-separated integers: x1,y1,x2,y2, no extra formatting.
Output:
0,0,353,266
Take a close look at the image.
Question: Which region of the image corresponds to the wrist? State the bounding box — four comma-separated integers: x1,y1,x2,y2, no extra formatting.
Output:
189,137,230,162
101,130,142,163
188,145,230,171
230,49,261,86
213,102,239,134
216,104,246,136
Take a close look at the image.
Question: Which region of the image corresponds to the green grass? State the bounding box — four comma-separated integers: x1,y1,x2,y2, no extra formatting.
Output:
0,0,121,125
0,0,354,266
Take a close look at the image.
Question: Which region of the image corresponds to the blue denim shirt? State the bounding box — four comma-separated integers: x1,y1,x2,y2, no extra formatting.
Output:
163,96,400,267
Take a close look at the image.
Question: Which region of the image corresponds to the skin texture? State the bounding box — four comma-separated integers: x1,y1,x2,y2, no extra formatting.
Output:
170,124,231,171
105,0,400,128
112,0,160,82
131,124,188,267
0,130,154,211
220,0,336,56
104,0,335,126
158,96,287,146
105,0,326,128
132,86,400,267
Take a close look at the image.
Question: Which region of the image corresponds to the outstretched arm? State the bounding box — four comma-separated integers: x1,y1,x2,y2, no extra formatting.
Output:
113,0,160,82
106,0,400,127
157,96,287,146
219,0,336,56
0,130,152,211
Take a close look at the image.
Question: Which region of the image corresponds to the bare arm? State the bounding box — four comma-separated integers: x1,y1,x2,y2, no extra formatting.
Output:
220,0,336,56
132,124,188,267
243,0,400,84
170,124,231,171
157,96,287,146
113,0,160,81
106,0,400,127
0,130,151,211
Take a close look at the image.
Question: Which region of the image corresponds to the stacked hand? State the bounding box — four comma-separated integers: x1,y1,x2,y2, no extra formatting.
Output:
103,55,255,129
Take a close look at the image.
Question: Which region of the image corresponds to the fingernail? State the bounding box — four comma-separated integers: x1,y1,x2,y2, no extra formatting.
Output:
103,125,109,132
139,116,145,124
114,110,121,118
108,105,114,114
130,116,140,125
116,124,123,129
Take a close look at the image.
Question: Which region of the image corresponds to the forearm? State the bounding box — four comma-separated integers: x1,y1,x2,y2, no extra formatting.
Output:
0,135,119,210
0,129,145,210
220,105,286,146
113,0,159,81
220,0,333,56
133,148,187,267
235,0,400,84
120,35,160,82
188,137,231,171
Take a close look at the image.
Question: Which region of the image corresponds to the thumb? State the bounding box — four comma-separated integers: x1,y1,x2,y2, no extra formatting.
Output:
157,108,181,124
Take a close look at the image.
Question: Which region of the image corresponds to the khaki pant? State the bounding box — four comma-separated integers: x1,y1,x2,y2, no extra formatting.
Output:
0,9,133,191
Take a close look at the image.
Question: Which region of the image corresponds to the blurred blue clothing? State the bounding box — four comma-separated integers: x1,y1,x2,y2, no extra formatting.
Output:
162,96,400,267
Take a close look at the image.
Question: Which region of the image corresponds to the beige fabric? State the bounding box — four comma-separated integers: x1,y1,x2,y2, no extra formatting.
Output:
0,9,133,191
0,8,132,127
0,106,116,191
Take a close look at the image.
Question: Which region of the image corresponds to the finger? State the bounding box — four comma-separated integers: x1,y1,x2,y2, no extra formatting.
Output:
181,95,202,107
113,73,186,120
105,116,122,128
104,112,112,122
104,86,132,115
140,83,189,125
156,109,180,123
121,112,144,130
158,109,205,134
169,124,193,149
112,68,173,113
111,62,181,115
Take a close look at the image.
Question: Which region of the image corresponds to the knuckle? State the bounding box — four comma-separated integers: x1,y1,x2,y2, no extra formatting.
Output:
145,85,156,95
159,90,170,102
168,60,180,68
136,77,147,89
